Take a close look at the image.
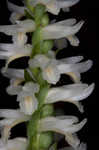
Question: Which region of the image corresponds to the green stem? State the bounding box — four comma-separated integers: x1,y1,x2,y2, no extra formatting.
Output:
25,2,55,150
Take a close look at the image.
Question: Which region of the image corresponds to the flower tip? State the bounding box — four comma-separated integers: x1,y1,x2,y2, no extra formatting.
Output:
1,67,7,74
78,20,85,29
83,118,87,125
1,67,5,74
74,20,84,32
86,60,93,69
89,83,95,93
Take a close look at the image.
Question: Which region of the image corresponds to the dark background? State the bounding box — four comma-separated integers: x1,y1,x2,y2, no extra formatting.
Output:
0,0,98,150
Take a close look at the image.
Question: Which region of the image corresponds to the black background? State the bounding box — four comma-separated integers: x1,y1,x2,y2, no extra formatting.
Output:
0,0,98,150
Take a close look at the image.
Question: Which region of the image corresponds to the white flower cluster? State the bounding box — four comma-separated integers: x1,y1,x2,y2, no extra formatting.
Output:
0,0,94,150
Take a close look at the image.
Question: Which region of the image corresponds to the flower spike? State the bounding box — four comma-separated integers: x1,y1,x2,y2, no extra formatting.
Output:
0,0,95,150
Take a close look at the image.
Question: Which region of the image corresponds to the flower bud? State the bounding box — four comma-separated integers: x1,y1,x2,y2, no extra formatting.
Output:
42,40,54,54
25,0,34,13
41,104,54,118
34,4,46,25
32,27,43,46
41,14,49,27
39,132,53,149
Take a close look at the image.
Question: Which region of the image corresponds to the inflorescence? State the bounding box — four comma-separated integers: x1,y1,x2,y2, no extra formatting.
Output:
0,1,95,150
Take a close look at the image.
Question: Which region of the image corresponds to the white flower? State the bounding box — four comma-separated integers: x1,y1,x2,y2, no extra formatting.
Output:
29,54,93,84
7,0,25,24
0,19,35,36
46,83,94,103
0,137,27,150
17,82,39,115
30,0,80,15
42,19,84,43
0,33,32,70
38,116,87,148
45,83,94,112
0,109,30,143
4,71,39,115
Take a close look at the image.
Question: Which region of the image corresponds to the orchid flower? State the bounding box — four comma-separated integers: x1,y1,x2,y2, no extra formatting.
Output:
29,54,93,84
38,116,87,147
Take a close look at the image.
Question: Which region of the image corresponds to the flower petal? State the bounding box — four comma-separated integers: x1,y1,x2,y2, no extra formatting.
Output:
19,95,38,115
67,35,80,46
58,0,80,10
0,20,35,35
0,116,29,143
57,60,93,75
6,84,22,95
29,54,50,70
42,60,60,84
0,109,29,119
3,53,31,71
45,83,95,103
22,82,39,93
60,56,84,64
39,116,79,133
65,133,80,148
42,20,84,40
70,83,95,101
1,68,24,79
7,0,25,14
0,137,27,150
17,82,39,115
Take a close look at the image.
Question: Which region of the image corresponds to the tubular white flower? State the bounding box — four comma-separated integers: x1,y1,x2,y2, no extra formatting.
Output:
0,33,32,70
45,83,95,103
0,109,30,144
57,58,93,82
30,0,80,15
45,83,94,112
0,137,27,150
7,0,25,24
38,116,87,147
29,54,93,84
17,82,39,115
0,19,35,36
42,19,84,40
